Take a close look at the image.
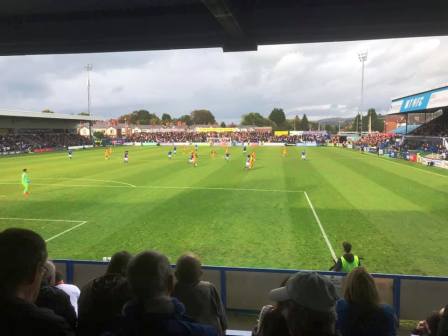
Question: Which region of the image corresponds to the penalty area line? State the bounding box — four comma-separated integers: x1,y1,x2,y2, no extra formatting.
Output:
0,217,88,243
303,191,337,261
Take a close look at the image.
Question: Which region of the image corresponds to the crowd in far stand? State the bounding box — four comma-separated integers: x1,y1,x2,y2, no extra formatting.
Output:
0,133,89,154
1,228,448,336
127,131,329,144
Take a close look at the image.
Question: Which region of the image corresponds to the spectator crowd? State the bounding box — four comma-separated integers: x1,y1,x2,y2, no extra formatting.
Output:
0,133,89,154
128,131,329,145
1,228,447,336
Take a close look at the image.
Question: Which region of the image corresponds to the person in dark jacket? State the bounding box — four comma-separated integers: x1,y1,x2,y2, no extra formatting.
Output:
77,251,133,336
110,250,218,336
0,228,74,336
173,253,227,335
331,241,361,272
35,260,77,329
252,277,290,336
336,267,397,336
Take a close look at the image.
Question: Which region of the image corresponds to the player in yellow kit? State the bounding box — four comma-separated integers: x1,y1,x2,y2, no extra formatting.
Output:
282,147,288,157
249,151,256,169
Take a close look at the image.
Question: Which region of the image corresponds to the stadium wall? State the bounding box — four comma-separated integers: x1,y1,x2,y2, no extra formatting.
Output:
53,259,448,321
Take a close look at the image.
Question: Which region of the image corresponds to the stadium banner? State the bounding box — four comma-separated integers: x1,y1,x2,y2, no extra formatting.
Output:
391,86,448,113
195,127,237,133
142,142,158,146
295,142,317,147
67,145,94,150
263,142,285,147
1,151,26,155
421,157,448,169
33,147,55,153
123,142,134,146
289,131,303,136
274,131,289,136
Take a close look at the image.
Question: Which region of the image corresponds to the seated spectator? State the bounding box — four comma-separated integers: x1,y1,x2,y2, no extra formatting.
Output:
437,306,448,336
112,250,218,335
269,272,338,336
411,306,447,336
336,267,397,336
77,251,133,336
35,261,77,328
55,271,81,315
252,277,290,336
173,253,227,335
0,228,74,335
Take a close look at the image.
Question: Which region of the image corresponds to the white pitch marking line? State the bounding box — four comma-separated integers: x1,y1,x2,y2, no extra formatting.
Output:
35,177,137,188
0,217,88,243
303,191,337,261
0,182,303,193
45,221,88,243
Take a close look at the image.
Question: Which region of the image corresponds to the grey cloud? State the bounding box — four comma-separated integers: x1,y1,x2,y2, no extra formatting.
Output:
0,37,447,122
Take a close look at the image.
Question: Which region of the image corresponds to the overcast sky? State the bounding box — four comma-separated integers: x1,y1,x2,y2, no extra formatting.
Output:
0,36,446,123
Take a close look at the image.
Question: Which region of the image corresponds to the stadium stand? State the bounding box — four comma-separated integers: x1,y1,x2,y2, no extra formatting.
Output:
0,133,90,154
411,110,448,137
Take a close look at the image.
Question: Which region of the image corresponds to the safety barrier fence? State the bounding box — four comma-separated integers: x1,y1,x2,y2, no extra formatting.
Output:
54,259,448,324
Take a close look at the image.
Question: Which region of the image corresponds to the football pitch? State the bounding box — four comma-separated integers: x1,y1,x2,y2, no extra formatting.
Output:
0,146,447,276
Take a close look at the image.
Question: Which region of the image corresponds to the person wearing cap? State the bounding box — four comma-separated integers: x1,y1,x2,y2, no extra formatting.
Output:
336,267,397,336
331,241,360,273
268,272,338,336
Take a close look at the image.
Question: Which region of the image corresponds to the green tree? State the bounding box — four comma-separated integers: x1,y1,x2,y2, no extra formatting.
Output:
300,114,309,131
179,114,193,126
366,108,384,132
118,110,160,125
293,115,301,130
220,121,226,127
324,124,337,134
161,113,172,124
93,131,105,140
268,108,286,128
241,112,272,126
191,109,216,125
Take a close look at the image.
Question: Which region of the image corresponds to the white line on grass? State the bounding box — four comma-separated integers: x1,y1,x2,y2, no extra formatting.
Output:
0,182,303,193
303,191,337,261
0,217,88,243
35,177,137,188
45,221,88,243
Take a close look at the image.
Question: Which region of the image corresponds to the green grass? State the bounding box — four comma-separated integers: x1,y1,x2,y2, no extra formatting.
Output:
0,146,447,276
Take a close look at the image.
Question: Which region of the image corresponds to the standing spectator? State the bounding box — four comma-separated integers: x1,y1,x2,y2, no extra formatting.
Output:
55,271,81,315
35,261,77,329
0,228,74,335
331,241,361,272
112,250,218,336
173,253,227,335
336,267,397,336
268,272,338,336
77,251,133,336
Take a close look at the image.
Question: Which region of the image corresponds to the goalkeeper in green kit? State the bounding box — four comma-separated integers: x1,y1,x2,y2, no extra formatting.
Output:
21,168,30,198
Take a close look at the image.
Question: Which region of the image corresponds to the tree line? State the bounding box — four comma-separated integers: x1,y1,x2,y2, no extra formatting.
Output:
114,107,384,133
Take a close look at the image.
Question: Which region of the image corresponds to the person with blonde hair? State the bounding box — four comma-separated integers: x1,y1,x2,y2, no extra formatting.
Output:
336,267,397,336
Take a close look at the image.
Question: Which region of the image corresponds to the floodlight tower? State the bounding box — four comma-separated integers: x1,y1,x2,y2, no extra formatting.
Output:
85,64,93,116
358,52,368,135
